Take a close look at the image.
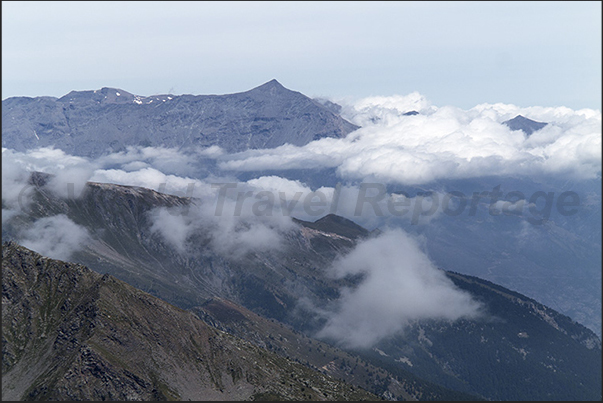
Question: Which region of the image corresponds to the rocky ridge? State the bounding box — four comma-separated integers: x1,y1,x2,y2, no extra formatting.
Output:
1,80,359,157
2,241,378,401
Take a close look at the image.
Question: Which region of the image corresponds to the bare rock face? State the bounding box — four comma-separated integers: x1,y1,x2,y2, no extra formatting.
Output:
1,80,359,157
1,241,378,401
502,115,547,136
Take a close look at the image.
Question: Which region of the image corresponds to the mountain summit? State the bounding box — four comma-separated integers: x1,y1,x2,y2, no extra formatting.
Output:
249,78,286,92
1,80,359,157
503,115,548,136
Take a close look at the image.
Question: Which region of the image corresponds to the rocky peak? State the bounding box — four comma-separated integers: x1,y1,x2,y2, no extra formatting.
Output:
295,213,370,240
250,78,286,92
503,114,548,136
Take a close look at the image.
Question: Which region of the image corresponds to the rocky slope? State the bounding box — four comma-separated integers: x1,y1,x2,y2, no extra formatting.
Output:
1,80,359,157
352,271,601,401
3,173,366,322
2,241,378,401
193,297,479,401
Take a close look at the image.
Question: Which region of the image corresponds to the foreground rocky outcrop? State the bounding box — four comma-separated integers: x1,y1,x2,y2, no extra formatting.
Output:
2,241,378,401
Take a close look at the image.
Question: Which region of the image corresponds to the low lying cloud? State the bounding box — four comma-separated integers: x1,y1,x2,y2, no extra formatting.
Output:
1,146,206,203
1,147,93,204
217,96,601,185
315,229,484,349
1,148,34,212
2,93,599,268
94,145,204,177
148,184,299,259
18,214,91,261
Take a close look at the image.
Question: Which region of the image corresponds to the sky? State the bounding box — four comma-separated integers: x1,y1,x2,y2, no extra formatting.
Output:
2,1,601,110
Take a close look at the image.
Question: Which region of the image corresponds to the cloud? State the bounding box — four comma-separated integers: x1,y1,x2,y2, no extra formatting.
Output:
148,207,194,254
18,214,91,261
95,146,202,177
148,203,296,259
1,145,210,201
90,167,202,196
339,92,435,127
1,148,35,211
148,181,299,259
1,146,94,202
217,96,601,185
315,229,484,348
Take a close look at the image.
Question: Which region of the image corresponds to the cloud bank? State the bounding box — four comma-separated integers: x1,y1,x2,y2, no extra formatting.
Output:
217,95,601,185
2,92,600,264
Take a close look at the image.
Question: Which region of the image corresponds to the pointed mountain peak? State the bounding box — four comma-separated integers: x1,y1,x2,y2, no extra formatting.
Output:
263,78,285,88
248,79,289,93
503,115,548,136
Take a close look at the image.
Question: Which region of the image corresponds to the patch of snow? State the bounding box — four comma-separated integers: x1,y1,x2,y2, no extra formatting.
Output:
512,346,528,360
116,92,121,96
395,356,413,366
418,327,433,347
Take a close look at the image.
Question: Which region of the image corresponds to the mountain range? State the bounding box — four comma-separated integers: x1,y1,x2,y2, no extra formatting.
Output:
2,80,601,401
1,79,358,158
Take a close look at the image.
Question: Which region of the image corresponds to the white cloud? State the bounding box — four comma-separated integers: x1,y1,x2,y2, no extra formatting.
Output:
339,92,435,127
95,146,199,177
217,96,602,185
1,146,94,200
148,207,194,253
18,214,91,261
316,229,484,348
1,148,35,210
148,180,300,259
89,167,201,196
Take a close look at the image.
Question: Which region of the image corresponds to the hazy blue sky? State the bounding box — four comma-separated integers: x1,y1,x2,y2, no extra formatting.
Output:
2,1,601,109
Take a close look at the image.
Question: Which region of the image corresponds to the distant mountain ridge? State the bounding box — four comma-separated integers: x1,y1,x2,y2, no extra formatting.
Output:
1,79,359,157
